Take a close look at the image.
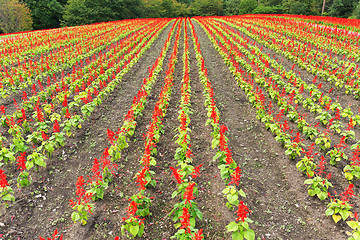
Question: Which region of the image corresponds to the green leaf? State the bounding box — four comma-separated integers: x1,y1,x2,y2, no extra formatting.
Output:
232,230,243,240
304,179,313,185
318,191,327,201
353,231,360,240
190,217,196,227
2,193,15,202
174,222,181,229
308,189,315,196
227,221,239,232
340,210,350,221
345,172,354,181
129,224,139,236
238,189,246,198
150,159,156,166
244,229,255,240
332,214,341,223
325,208,334,216
25,161,34,170
347,221,358,229
171,191,179,198
35,157,46,168
71,212,80,223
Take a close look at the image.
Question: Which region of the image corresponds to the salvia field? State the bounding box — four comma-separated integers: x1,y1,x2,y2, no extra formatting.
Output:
1,15,360,240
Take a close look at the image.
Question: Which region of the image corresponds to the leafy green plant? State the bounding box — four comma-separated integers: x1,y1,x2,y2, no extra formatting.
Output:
226,201,255,240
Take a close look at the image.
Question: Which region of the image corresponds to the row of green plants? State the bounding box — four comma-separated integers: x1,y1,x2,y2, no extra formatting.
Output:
189,19,254,240
121,19,183,238
69,18,179,237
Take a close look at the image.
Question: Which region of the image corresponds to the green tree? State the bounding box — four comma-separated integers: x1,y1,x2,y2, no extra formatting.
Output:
240,0,258,13
0,0,33,33
173,0,190,16
62,0,90,26
23,0,63,30
177,0,193,4
329,0,356,18
253,4,283,14
351,1,360,18
162,0,175,17
190,0,224,16
282,0,318,15
62,0,143,27
224,0,242,15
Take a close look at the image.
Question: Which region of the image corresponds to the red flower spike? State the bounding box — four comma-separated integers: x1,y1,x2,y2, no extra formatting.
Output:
191,164,203,179
127,200,138,217
179,207,191,233
0,169,9,188
62,95,68,107
53,120,60,133
170,167,184,184
107,129,115,144
229,166,242,186
236,201,251,222
183,183,195,205
17,152,27,171
41,131,49,141
192,229,204,240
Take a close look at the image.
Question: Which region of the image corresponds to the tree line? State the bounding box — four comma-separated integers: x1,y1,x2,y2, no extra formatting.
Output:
1,0,360,33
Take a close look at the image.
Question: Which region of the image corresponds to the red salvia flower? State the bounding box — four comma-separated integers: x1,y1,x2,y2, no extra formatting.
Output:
191,164,203,179
62,95,68,107
91,158,100,175
236,201,251,222
22,91,27,101
170,167,184,184
127,200,138,216
225,148,233,165
316,156,326,176
36,108,44,122
107,129,115,144
341,183,354,202
135,167,148,191
41,131,49,141
185,147,193,161
179,207,191,233
192,229,204,240
13,98,19,110
0,105,6,115
65,108,71,119
53,120,60,133
183,183,195,205
229,166,242,186
0,169,9,188
17,152,26,171
220,125,228,134
20,108,27,122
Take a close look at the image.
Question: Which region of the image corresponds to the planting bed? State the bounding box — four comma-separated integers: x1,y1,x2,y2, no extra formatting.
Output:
0,15,360,240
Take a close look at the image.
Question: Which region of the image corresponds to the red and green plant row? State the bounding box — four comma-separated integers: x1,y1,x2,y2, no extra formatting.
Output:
68,18,179,234
189,19,255,240
121,18,183,238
